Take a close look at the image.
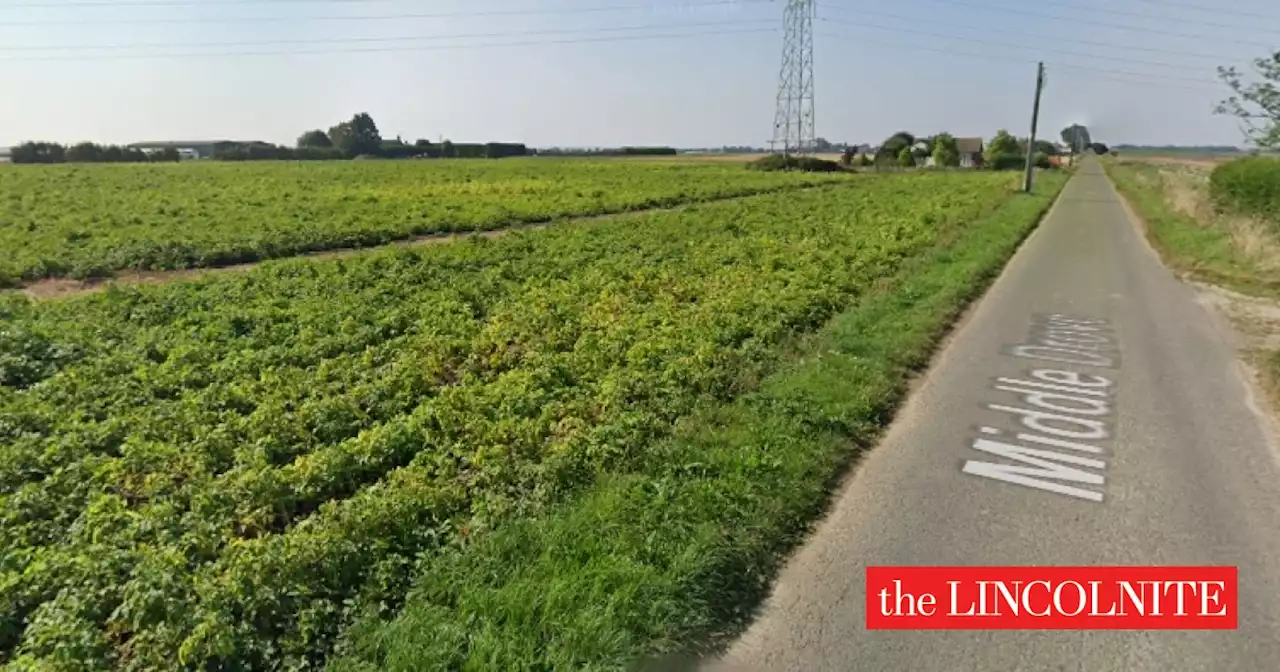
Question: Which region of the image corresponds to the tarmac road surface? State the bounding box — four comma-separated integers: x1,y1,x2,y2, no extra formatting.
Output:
714,157,1280,671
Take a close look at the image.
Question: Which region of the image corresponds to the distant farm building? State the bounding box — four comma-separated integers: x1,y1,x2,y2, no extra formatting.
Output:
0,147,10,163
127,140,266,159
956,137,984,168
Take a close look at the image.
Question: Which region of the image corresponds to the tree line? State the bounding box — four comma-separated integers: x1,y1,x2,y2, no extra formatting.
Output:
534,147,678,157
283,112,528,160
837,129,1075,170
8,142,182,164
8,112,528,164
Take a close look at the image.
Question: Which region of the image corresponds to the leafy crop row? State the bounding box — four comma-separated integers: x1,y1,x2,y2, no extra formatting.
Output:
0,159,848,286
0,171,1019,669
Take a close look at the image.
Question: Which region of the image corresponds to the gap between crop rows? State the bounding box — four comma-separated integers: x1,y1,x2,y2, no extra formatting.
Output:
8,180,855,302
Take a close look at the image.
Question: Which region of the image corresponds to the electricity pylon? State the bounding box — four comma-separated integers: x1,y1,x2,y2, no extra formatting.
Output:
770,0,815,157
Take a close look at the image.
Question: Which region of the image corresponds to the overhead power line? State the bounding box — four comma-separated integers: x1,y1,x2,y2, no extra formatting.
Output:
5,0,464,5
816,26,1225,91
822,0,1280,49
0,18,774,52
0,0,772,26
819,3,1251,63
0,25,776,61
1134,0,1280,22
820,16,1222,76
1008,0,1280,35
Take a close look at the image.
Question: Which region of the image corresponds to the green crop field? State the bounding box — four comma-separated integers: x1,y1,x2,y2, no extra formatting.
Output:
0,159,848,287
0,164,1066,669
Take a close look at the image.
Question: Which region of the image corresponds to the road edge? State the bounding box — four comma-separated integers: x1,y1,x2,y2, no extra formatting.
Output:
1101,162,1280,477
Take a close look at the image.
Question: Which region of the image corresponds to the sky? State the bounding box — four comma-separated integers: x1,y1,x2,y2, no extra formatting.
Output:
0,0,1275,149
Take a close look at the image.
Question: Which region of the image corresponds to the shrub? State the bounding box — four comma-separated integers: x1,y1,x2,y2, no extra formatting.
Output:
1034,152,1051,169
897,147,915,167
932,136,961,167
746,154,844,173
989,154,1027,171
1209,156,1280,223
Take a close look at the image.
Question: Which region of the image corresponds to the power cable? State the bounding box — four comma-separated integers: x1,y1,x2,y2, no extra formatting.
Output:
819,3,1252,63
1132,0,1280,22
823,0,1279,49
820,16,1223,76
5,0,523,5
0,18,775,52
992,0,1280,35
0,25,777,61
817,27,1225,90
0,0,772,26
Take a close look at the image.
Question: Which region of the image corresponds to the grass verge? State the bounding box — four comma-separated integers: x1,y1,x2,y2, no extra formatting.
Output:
329,173,1069,671
1104,158,1280,430
1103,160,1280,298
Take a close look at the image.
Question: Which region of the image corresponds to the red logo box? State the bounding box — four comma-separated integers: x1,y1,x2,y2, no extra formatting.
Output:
866,566,1237,629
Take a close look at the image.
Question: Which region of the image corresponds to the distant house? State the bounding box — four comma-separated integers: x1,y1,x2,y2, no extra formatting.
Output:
0,147,9,163
956,137,984,168
911,141,932,166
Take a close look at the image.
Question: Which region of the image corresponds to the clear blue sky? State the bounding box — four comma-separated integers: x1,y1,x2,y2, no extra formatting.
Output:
0,0,1274,148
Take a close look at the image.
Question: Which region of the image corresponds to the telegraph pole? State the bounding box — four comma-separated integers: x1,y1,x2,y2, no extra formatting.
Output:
1023,61,1045,193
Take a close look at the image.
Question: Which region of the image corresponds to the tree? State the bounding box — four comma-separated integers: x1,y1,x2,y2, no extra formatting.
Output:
897,147,915,167
1061,124,1091,153
10,142,66,163
66,142,102,163
297,129,332,149
413,138,432,149
441,139,456,158
328,112,382,157
931,133,960,167
1216,52,1280,149
840,147,856,167
984,129,1020,165
1032,139,1058,156
877,131,915,163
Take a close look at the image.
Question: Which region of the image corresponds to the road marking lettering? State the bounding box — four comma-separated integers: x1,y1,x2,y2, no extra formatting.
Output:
963,314,1118,503
1003,313,1120,369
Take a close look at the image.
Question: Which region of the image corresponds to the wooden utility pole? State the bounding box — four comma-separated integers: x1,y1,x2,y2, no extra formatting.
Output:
1023,62,1046,193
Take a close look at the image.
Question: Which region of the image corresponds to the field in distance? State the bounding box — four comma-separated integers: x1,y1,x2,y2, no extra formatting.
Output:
0,168,1071,669
0,158,850,287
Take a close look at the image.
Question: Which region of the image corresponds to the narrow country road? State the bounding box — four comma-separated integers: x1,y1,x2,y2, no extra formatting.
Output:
715,158,1280,671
